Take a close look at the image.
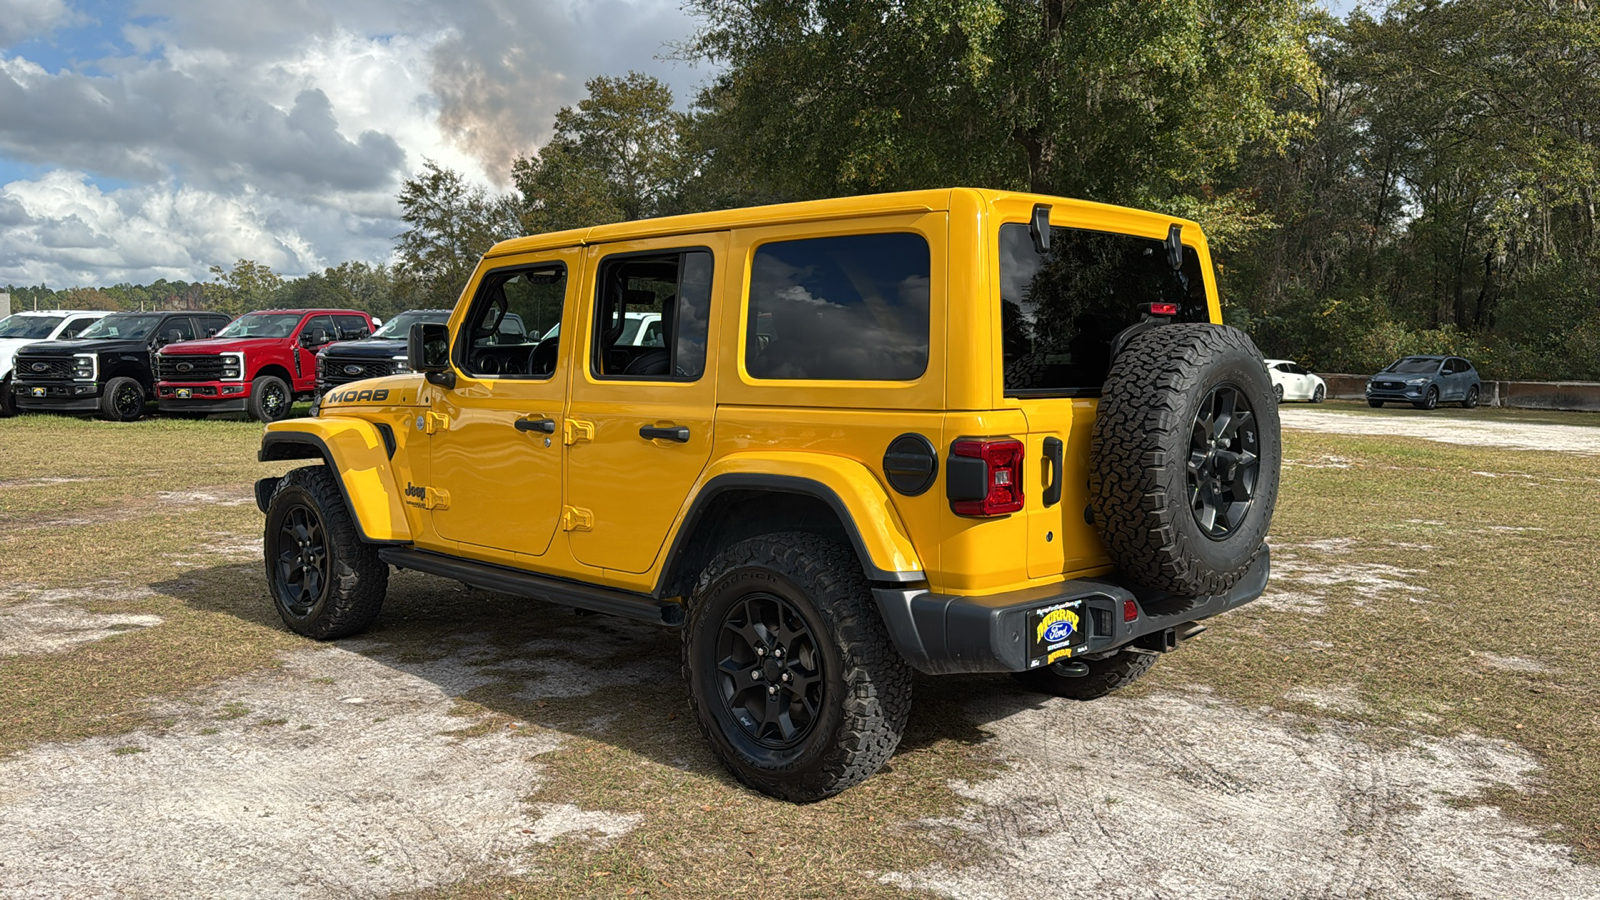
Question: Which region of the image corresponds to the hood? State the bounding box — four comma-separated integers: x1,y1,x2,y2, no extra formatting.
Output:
161,337,284,355
320,338,406,360
318,373,427,409
17,338,147,356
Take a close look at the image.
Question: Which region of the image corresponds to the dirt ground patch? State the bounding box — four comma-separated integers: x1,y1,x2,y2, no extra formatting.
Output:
884,693,1600,899
1280,407,1600,453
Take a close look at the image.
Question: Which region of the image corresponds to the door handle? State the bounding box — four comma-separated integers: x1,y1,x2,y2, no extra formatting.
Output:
515,417,557,434
1042,437,1064,508
640,425,690,443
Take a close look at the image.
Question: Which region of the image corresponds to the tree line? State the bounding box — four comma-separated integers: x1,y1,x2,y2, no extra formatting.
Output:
10,0,1597,380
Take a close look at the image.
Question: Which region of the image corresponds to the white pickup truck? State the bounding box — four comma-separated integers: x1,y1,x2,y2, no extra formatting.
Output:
0,309,110,416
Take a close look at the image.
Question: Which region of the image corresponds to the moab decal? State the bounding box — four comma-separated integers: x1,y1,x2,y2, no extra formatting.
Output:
327,387,389,404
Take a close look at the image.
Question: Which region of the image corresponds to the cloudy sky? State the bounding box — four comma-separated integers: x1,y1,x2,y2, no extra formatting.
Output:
0,0,1361,291
0,0,708,289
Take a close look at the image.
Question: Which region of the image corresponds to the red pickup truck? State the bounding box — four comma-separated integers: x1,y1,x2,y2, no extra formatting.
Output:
156,308,373,421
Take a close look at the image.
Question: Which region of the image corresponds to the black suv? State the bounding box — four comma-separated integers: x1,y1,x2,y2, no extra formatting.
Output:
315,310,528,395
13,311,232,421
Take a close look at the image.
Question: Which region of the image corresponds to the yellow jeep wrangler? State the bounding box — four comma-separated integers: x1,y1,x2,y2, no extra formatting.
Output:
254,188,1279,801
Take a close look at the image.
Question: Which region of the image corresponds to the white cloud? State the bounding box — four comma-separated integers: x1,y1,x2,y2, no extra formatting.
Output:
0,0,74,46
0,0,709,287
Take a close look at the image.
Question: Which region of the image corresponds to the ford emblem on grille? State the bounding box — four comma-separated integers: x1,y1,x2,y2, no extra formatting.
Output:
31,362,47,372
344,365,363,375
176,362,193,373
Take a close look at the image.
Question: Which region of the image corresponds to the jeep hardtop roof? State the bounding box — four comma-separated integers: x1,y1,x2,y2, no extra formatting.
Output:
486,188,1203,257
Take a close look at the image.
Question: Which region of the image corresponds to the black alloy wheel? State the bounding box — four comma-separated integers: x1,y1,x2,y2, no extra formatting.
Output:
273,503,329,619
1417,387,1439,410
260,381,288,419
1187,383,1260,540
1463,385,1480,409
713,593,825,750
113,382,142,418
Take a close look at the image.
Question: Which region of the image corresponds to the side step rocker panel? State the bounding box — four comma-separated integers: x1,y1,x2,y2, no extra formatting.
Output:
378,547,684,627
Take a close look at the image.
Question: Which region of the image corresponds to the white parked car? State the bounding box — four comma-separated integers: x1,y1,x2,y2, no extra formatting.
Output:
1264,358,1327,403
0,309,110,416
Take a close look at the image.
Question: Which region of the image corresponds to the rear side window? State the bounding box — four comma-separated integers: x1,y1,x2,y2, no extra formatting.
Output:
60,317,98,338
1001,223,1207,395
333,314,369,340
746,233,930,381
591,249,713,380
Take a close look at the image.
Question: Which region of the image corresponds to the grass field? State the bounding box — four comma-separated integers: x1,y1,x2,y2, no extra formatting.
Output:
1,410,1598,897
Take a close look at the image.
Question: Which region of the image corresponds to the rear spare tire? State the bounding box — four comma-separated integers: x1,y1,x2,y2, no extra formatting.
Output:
1091,324,1280,597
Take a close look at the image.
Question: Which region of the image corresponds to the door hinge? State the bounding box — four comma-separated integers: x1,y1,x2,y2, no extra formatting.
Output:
425,412,448,434
563,418,595,445
561,505,594,532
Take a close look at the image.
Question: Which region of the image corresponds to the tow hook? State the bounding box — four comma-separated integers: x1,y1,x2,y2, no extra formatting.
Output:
1053,660,1091,678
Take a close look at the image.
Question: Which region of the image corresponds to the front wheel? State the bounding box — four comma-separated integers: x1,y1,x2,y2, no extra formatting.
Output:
264,466,387,639
1272,383,1284,403
683,533,912,802
99,376,146,422
1415,387,1439,410
248,375,293,422
1312,384,1326,404
1013,649,1159,700
0,374,15,417
1463,385,1480,408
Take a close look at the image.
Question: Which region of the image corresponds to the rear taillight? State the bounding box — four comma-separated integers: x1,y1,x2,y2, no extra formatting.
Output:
949,438,1025,516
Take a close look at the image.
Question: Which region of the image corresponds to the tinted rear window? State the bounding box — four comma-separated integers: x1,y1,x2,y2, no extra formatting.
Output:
1001,223,1207,395
746,233,930,381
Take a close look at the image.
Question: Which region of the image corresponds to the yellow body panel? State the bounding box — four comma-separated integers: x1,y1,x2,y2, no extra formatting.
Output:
265,416,413,543
273,187,1223,599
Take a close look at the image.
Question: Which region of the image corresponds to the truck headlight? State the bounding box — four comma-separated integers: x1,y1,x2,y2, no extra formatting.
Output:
391,355,411,374
72,354,96,381
221,352,244,381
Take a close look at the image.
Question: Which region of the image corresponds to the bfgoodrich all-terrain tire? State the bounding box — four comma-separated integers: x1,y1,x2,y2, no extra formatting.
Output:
1091,324,1280,597
1013,649,1159,700
264,465,387,639
683,533,912,802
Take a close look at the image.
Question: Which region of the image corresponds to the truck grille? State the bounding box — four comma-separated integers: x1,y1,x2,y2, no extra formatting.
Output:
159,354,228,381
322,357,393,387
15,356,74,381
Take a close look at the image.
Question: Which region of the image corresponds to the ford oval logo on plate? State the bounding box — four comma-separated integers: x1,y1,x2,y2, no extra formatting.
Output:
344,364,363,376
1043,620,1076,643
31,362,48,372
176,362,193,373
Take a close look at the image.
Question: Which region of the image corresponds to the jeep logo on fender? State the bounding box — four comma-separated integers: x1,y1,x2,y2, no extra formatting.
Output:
326,387,389,404
404,482,426,501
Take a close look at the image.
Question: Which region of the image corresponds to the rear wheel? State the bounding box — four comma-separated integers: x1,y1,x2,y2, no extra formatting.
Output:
1013,649,1158,700
1415,387,1439,410
99,376,146,422
1091,324,1280,597
684,533,911,802
264,466,387,639
1462,385,1480,408
248,375,292,422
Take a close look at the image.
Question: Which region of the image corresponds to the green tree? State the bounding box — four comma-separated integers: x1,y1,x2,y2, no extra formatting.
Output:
680,0,1320,223
205,259,286,316
512,72,688,234
395,159,519,309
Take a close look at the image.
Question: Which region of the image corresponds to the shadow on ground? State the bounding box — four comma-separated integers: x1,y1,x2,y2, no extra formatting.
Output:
152,564,1054,791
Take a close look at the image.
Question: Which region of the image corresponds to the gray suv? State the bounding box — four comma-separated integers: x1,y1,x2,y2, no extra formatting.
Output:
1367,355,1482,409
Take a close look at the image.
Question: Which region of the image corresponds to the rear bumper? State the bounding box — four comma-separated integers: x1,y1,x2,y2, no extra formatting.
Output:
874,548,1270,675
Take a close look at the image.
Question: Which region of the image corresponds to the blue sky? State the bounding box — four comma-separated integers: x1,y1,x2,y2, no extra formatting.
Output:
0,0,1364,289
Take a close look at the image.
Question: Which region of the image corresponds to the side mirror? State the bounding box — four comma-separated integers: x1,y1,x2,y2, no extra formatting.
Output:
206,327,219,338
409,321,455,389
